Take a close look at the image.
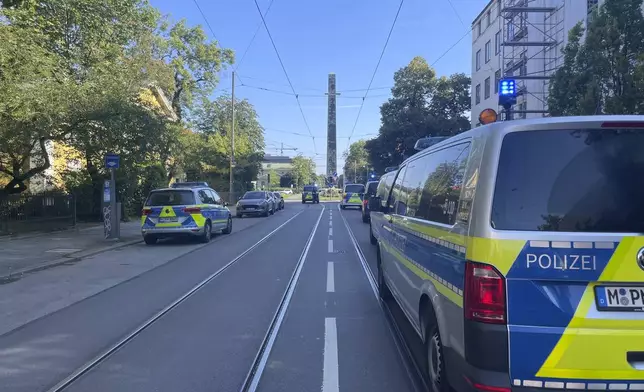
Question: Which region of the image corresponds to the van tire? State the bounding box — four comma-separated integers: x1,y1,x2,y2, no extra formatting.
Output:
144,235,157,245
377,246,392,300
424,316,450,392
369,223,377,245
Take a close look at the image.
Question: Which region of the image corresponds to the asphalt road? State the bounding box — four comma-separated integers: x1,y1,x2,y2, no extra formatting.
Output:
0,202,424,392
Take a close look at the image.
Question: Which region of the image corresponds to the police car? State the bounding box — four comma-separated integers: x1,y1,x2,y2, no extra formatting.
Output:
368,116,644,392
141,182,232,245
340,183,365,210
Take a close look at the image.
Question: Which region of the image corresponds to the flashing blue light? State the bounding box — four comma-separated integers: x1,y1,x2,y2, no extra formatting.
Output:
499,79,516,96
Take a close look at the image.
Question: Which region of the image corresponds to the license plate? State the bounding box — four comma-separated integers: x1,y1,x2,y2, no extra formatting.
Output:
595,286,644,311
159,217,178,223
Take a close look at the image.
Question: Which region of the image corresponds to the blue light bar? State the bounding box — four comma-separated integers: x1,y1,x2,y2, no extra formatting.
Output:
499,79,516,96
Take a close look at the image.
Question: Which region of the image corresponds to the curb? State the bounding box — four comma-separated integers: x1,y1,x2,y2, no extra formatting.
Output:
0,238,143,282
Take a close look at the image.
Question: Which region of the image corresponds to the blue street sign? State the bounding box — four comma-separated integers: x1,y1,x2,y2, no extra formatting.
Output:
333,172,337,177
105,154,120,169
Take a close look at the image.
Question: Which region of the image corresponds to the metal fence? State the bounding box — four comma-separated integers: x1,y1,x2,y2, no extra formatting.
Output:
0,193,76,235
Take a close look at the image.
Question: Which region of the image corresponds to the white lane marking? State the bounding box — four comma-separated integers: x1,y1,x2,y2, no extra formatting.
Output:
323,317,340,392
329,227,333,236
326,262,335,292
328,239,333,253
48,210,306,392
244,206,325,392
329,220,332,227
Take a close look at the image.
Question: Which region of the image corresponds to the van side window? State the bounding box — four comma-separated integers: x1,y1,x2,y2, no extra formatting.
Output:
404,143,471,225
388,166,408,215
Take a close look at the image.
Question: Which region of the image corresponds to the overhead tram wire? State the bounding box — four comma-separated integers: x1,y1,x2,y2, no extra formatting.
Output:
345,0,405,152
252,0,317,154
235,0,275,72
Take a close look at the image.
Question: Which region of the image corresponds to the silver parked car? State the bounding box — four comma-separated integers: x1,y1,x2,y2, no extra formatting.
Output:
235,191,275,218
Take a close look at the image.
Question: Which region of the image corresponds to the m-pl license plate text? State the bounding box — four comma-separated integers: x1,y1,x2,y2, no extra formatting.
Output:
595,286,644,311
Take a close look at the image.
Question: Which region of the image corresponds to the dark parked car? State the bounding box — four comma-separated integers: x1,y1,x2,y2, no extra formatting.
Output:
361,180,379,223
236,191,275,217
272,192,284,210
301,185,319,203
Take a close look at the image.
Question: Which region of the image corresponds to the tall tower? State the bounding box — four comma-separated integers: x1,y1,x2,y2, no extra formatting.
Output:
326,73,337,180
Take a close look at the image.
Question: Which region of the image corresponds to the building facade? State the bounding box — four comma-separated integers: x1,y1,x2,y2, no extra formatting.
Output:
470,0,604,127
257,155,293,190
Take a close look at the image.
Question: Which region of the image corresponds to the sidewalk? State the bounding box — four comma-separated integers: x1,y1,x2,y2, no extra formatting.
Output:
0,222,143,280
0,206,239,280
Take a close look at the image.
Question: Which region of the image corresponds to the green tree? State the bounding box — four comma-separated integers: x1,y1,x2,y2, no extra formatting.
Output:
154,19,234,121
0,22,71,195
548,0,644,115
269,169,279,188
291,155,315,188
342,140,370,183
365,56,470,173
180,95,264,192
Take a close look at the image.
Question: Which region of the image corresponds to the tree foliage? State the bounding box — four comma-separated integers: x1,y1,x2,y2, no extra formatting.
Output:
365,56,470,174
290,155,315,188
0,0,262,216
548,0,644,115
342,140,370,183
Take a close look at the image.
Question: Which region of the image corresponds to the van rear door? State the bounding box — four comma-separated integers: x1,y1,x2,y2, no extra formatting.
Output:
491,126,644,388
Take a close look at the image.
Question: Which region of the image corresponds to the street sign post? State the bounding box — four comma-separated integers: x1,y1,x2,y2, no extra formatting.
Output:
104,153,120,239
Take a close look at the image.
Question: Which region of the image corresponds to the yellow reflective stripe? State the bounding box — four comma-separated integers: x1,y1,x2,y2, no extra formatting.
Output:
537,236,644,380
381,242,463,307
466,237,526,276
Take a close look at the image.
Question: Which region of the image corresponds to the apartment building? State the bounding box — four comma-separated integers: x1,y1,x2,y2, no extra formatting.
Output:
470,0,602,127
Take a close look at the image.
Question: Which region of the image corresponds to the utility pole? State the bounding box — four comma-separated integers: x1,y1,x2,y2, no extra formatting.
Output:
326,74,340,184
229,71,235,204
279,142,298,155
354,161,357,183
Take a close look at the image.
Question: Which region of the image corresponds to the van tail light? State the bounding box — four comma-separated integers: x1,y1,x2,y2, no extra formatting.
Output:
142,208,151,215
183,207,201,214
464,376,510,392
464,261,506,324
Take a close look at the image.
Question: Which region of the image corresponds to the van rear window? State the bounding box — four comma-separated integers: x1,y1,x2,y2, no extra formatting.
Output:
492,129,644,232
345,184,365,193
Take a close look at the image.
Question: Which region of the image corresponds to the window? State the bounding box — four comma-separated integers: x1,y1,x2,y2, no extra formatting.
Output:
345,184,365,193
243,191,265,199
377,172,396,208
495,30,501,54
403,143,471,225
210,190,223,205
146,190,195,206
494,70,501,93
388,166,408,215
477,22,481,37
507,21,514,40
486,11,491,27
484,77,491,99
485,40,491,63
475,50,481,71
497,3,502,16
198,190,214,204
475,84,481,104
366,181,378,196
492,129,644,232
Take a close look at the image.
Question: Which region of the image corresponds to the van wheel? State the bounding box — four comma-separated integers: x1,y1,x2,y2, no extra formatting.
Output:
377,247,392,300
425,321,450,392
369,223,377,245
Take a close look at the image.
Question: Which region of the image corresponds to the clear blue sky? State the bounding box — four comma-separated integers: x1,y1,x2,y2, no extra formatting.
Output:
149,0,489,176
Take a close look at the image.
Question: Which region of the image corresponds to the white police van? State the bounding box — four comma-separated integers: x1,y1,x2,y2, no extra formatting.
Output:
369,116,644,392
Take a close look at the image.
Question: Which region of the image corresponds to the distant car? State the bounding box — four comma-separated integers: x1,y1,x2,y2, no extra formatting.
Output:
141,182,232,245
236,191,275,217
302,185,319,203
281,189,293,195
272,192,284,210
361,180,379,223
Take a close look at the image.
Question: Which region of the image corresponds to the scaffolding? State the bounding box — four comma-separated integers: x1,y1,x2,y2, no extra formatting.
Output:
500,0,564,118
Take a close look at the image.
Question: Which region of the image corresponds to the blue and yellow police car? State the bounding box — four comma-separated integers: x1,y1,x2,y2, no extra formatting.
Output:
369,116,644,392
141,182,232,245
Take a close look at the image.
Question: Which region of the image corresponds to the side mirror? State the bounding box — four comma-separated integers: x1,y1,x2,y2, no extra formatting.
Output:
223,201,228,207
368,196,381,212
